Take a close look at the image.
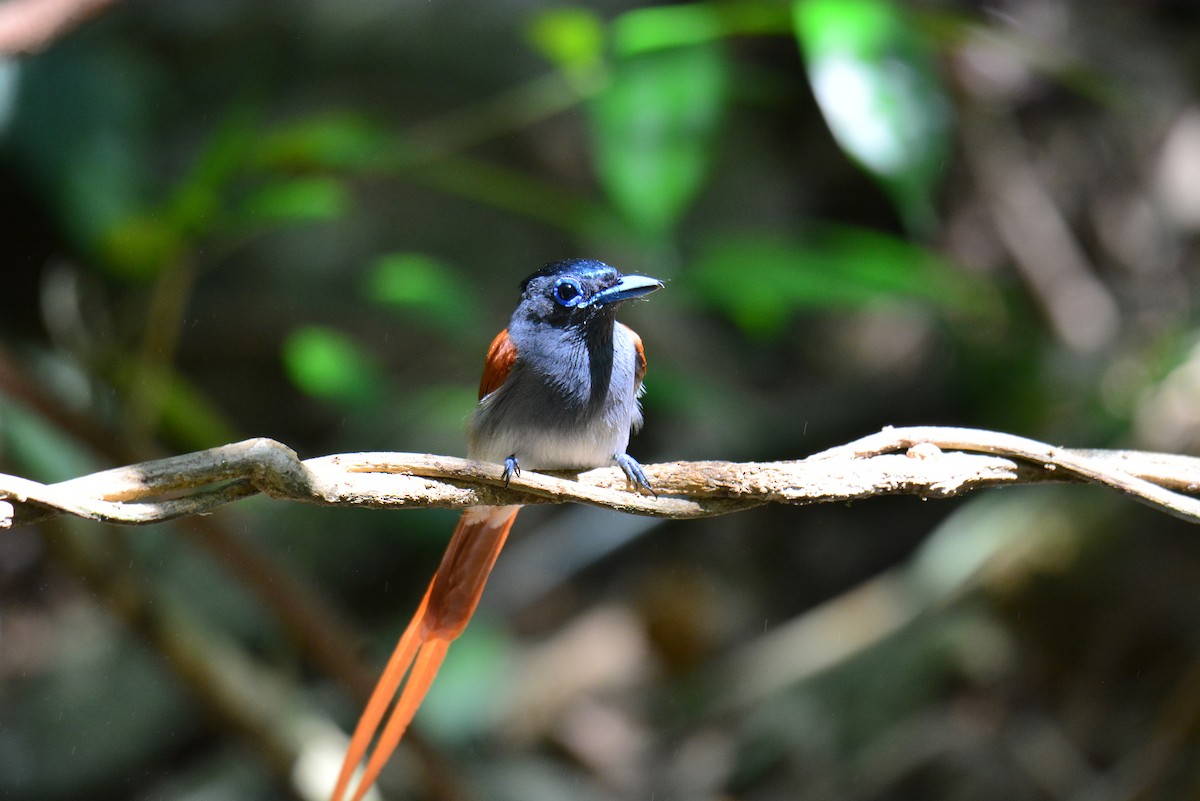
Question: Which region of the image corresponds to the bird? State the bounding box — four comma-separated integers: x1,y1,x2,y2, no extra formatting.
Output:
329,258,663,801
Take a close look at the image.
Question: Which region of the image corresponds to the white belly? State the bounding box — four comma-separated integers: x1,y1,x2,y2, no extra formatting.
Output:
467,318,644,471
468,420,633,470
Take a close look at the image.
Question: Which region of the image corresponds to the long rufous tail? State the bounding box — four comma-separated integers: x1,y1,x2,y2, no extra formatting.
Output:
330,505,520,801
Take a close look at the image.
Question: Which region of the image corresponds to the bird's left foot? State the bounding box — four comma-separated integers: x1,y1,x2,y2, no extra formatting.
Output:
615,453,655,497
502,455,521,486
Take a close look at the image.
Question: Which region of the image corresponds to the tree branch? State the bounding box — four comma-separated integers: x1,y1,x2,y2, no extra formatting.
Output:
0,0,114,54
4,426,1200,529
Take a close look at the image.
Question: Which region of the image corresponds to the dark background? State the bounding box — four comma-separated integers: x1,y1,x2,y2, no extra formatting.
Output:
3,0,1200,799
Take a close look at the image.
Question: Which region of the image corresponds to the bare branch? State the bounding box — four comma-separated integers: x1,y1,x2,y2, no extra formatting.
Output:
4,426,1200,530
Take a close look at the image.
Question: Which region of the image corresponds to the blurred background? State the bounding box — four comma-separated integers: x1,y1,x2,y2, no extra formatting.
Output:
3,0,1200,799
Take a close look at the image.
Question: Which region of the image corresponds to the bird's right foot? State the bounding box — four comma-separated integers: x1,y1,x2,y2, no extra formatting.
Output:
502,455,521,486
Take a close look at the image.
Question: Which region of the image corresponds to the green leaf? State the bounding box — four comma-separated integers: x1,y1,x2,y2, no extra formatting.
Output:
527,7,605,79
589,43,729,236
257,113,393,171
363,252,477,332
166,104,259,234
613,4,723,54
239,177,349,223
101,104,259,280
99,215,187,281
793,0,951,232
282,326,384,406
611,2,791,55
691,226,991,337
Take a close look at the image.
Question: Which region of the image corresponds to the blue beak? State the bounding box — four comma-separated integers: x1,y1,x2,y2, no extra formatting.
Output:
590,274,664,307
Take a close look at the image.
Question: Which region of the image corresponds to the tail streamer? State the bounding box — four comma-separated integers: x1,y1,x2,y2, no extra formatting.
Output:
330,506,520,801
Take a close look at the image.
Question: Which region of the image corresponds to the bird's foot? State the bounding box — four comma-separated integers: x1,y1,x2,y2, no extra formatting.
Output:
502,455,521,487
615,453,655,497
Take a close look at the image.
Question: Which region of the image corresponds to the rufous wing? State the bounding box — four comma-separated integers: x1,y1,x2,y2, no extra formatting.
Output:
478,328,518,400
619,322,647,394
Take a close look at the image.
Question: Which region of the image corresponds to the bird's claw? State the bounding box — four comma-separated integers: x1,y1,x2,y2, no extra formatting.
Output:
502,455,521,487
615,453,656,497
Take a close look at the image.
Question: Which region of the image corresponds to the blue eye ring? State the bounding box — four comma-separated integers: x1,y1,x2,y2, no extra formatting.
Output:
552,277,585,307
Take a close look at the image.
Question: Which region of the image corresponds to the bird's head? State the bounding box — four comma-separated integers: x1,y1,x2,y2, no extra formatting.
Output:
517,259,663,328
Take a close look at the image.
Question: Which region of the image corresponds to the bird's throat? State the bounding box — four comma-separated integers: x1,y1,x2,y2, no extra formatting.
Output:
578,316,616,409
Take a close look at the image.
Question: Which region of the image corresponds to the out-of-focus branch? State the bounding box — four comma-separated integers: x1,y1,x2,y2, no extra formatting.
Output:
0,0,114,54
5,427,1200,529
961,108,1121,353
44,518,354,801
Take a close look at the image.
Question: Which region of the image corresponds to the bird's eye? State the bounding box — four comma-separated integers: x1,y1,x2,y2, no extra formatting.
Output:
553,278,585,307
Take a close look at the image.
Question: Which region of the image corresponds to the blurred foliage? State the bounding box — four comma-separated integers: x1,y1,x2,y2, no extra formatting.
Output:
589,41,730,237
3,1,1200,800
527,7,606,82
364,252,478,335
283,326,386,408
794,0,952,233
691,224,994,336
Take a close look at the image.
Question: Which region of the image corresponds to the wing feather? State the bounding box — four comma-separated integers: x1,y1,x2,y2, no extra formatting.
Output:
478,328,518,400
618,322,647,395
